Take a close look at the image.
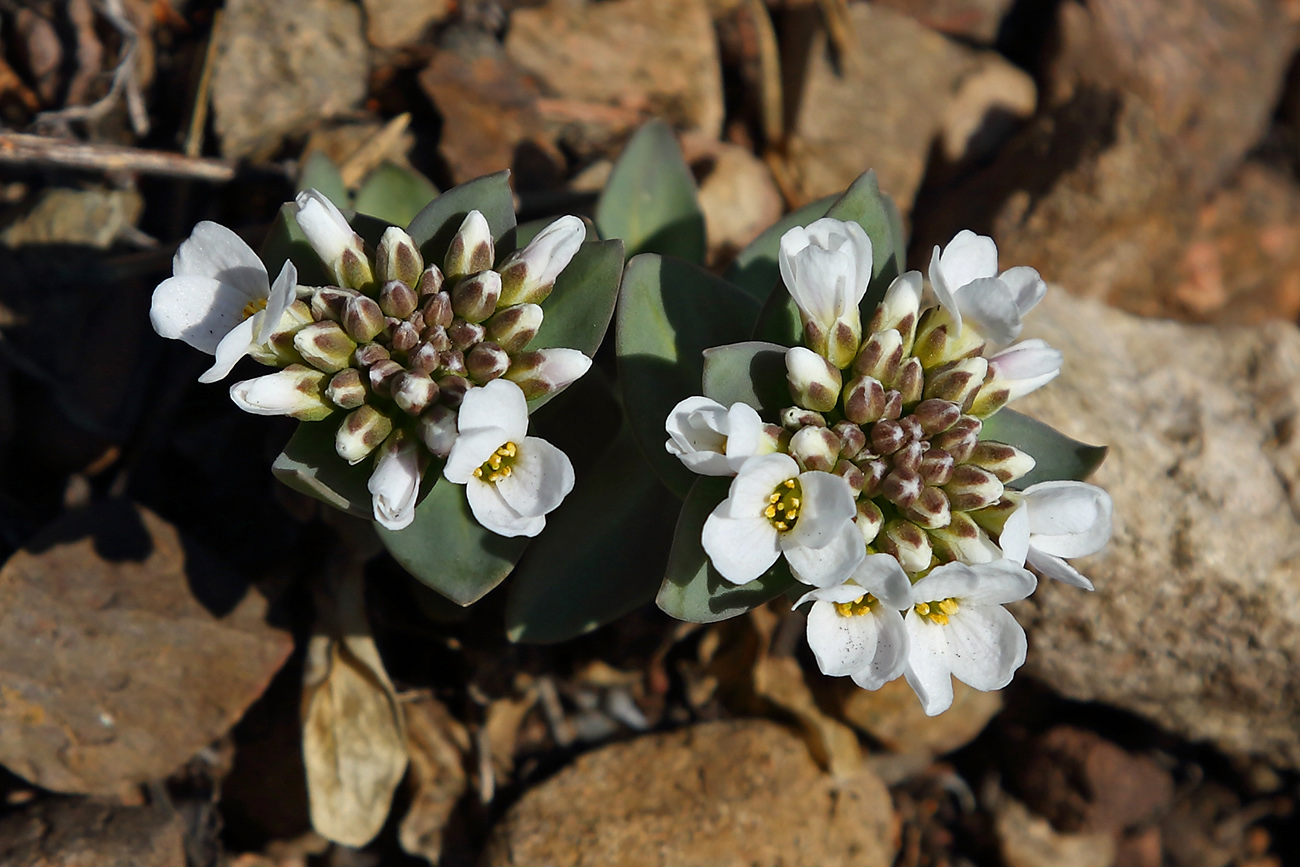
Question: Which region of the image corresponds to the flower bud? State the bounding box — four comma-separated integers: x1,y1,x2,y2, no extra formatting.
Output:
786,346,841,413
390,320,420,353
379,279,419,319
504,348,592,400
895,357,924,405
249,300,314,368
842,374,885,425
497,214,585,306
967,441,1036,483
408,341,439,375
368,358,405,395
293,320,357,373
881,467,923,508
448,318,487,350
325,368,367,408
834,459,866,495
892,440,924,473
417,404,458,458
417,264,445,297
968,493,1024,539
914,305,986,370
293,189,372,289
913,399,961,435
466,342,510,384
832,421,866,460
789,426,841,473
392,371,439,416
760,424,789,454
336,405,393,464
902,485,951,530
928,511,1001,564
444,210,494,280
943,465,1005,512
853,329,903,385
311,286,357,322
870,419,907,455
485,303,543,353
881,389,903,420
931,416,981,463
860,459,887,497
423,290,453,328
919,447,955,486
422,325,452,352
867,271,921,353
780,407,825,430
375,226,424,287
354,342,390,368
437,374,471,407
856,499,883,545
877,518,933,574
230,365,333,421
451,270,502,323
923,357,988,409
440,348,467,376
343,294,385,343
339,247,374,293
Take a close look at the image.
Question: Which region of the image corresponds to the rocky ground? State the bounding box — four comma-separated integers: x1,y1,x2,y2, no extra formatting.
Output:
1,0,1300,865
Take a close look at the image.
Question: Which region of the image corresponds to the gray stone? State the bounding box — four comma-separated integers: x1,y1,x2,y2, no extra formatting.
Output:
212,0,369,161
1009,288,1300,769
1,187,142,249
363,0,452,49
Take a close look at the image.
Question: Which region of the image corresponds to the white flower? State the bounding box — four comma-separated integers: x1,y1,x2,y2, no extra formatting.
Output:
903,559,1037,716
150,221,297,383
229,365,333,421
779,218,872,368
504,347,593,400
999,480,1113,590
798,553,912,690
928,230,1046,348
665,396,766,476
443,378,575,538
369,431,424,531
498,214,586,305
701,453,864,587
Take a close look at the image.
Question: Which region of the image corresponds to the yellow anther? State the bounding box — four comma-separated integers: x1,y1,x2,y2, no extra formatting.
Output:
834,594,877,617
489,454,502,470
785,509,798,521
499,444,516,457
764,505,777,519
938,598,959,616
769,493,782,504
775,521,788,531
914,597,959,625
916,601,930,615
241,297,268,320
784,479,796,489
500,465,511,478
473,467,483,478
475,440,520,484
790,498,800,509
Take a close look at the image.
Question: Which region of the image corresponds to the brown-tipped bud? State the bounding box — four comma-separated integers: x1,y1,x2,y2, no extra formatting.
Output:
497,215,585,306
392,371,439,416
451,270,502,323
860,459,888,498
931,416,981,463
853,328,904,384
485,303,543,353
895,357,924,405
881,467,923,508
893,441,924,474
417,404,458,458
437,374,471,407
375,226,424,287
444,210,495,280
504,348,592,400
440,348,467,376
843,375,886,425
368,359,405,395
923,357,989,409
867,271,922,353
311,286,357,322
870,419,906,455
914,306,988,370
466,341,511,384
834,459,866,495
378,279,419,319
881,389,903,420
913,399,961,435
786,346,842,413
422,325,452,352
448,318,487,351
969,383,1012,419
293,320,357,373
391,320,420,353
902,486,951,530
336,405,393,465
780,407,826,430
919,447,955,486
417,264,445,297
338,247,373,292
342,294,385,343
354,342,390,368
408,342,439,375
856,498,884,545
422,290,453,328
833,421,867,461
929,511,1001,564
324,368,367,409
899,416,925,444
789,426,841,473
968,493,1024,539
967,441,1036,483
878,519,933,574
943,465,1005,512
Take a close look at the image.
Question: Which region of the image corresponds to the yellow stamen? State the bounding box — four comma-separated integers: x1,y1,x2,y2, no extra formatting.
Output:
765,478,804,532
764,505,778,519
834,593,879,617
241,297,268,320
475,441,519,485
914,597,959,626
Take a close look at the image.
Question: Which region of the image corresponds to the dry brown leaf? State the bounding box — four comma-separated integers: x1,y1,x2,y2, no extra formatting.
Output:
398,695,470,863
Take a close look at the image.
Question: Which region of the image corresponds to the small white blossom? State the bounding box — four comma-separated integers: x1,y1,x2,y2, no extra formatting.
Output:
701,453,864,587
798,554,912,690
903,559,1036,716
664,396,766,476
150,221,297,383
928,230,1046,348
369,431,424,531
987,339,1063,401
498,215,586,305
999,480,1113,590
443,378,575,538
229,365,332,421
779,218,872,368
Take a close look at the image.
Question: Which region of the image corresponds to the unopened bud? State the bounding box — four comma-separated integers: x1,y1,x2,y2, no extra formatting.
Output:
929,512,1001,564
448,318,486,350
379,279,419,319
832,421,866,460
338,247,374,292
870,419,907,455
293,320,357,373
250,300,313,367
931,416,981,463
878,518,933,574
834,459,866,495
856,499,883,545
842,374,885,424
336,405,393,464
853,329,903,384
786,346,841,413
967,441,1036,483
417,404,458,458
368,359,405,395
375,226,424,287
895,357,924,405
325,368,367,408
485,303,543,353
444,210,494,280
466,342,510,384
343,294,385,343
437,374,471,407
913,399,961,435
417,264,445,297
440,348,467,376
914,305,986,369
943,465,1004,511
392,371,439,416
293,189,371,289
391,320,420,353
867,271,922,353
919,447,955,486
902,485,951,530
408,342,439,375
504,348,592,400
498,214,586,306
311,286,357,322
760,424,789,454
230,365,334,421
423,290,453,328
881,467,923,508
860,459,888,498
422,325,451,352
881,389,903,420
780,406,826,430
968,493,1024,539
892,440,924,473
451,270,502,323
923,357,988,409
789,426,841,473
354,342,390,368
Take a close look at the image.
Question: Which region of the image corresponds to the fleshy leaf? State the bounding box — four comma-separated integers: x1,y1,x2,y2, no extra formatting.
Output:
505,426,677,643
261,202,332,287
405,170,517,264
723,194,836,304
272,420,371,519
616,253,762,498
596,120,706,264
376,478,529,607
980,408,1108,488
700,341,790,413
353,162,440,228
656,476,796,623
298,151,349,208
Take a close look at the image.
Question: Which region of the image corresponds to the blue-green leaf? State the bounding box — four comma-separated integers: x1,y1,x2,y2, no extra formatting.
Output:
656,476,796,623
528,239,625,355
377,478,530,607
616,254,762,498
596,120,706,264
353,162,440,228
271,419,370,519
700,341,789,413
980,409,1108,488
723,194,836,304
405,170,517,264
297,151,348,207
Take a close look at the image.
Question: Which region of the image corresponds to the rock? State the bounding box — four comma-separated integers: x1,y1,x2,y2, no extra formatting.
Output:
505,0,724,143
1,187,142,249
212,0,368,161
833,676,1002,757
397,696,470,863
0,799,185,866
873,0,1015,43
0,500,294,794
481,720,897,867
363,0,452,49
1009,288,1300,769
786,3,1035,212
995,795,1117,867
680,135,784,265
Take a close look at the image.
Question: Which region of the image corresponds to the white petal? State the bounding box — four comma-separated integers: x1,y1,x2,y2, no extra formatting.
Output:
294,189,354,266
151,274,248,354
782,471,857,549
999,506,1031,565
782,520,865,587
721,454,799,518
495,436,574,518
466,478,546,537
511,214,586,288
851,553,913,610
723,402,765,464
443,425,510,483
942,605,1027,692
1023,481,1113,558
529,348,593,392
957,560,1038,606
457,378,530,443
1026,548,1095,590
255,259,298,344
701,512,780,584
999,265,1047,315
903,618,956,716
199,317,257,383
369,442,422,531
228,366,319,416
928,244,959,329
851,607,909,690
956,277,1022,347
939,230,999,290
806,600,880,677
173,221,268,299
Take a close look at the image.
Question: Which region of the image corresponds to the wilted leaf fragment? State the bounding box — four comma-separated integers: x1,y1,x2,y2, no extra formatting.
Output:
398,697,470,863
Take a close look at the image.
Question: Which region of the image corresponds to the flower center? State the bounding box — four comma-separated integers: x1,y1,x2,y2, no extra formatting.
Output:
241,297,268,320
472,442,518,484
913,597,959,625
833,593,879,617
764,478,802,532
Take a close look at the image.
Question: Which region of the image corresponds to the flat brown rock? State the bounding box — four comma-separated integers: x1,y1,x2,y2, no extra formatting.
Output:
0,798,185,867
482,719,897,867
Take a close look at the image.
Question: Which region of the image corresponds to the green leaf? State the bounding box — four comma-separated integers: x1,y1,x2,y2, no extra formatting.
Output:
260,203,331,287
405,170,517,264
656,476,796,623
980,409,1109,488
723,194,836,304
298,151,348,207
377,479,530,607
616,254,762,498
596,120,706,264
271,419,371,519
353,162,440,228
700,341,789,413
505,426,678,643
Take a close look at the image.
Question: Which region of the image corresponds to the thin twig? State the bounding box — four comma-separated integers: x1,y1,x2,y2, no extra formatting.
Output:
0,133,235,181
338,112,412,188
184,9,223,158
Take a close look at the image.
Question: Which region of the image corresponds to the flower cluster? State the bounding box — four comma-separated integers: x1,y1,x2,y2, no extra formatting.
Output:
151,191,588,534
665,220,1112,714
